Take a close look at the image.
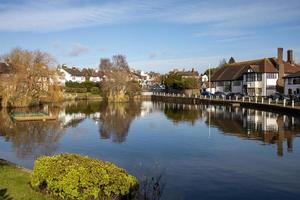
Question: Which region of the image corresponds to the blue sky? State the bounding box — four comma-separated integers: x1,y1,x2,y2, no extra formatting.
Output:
0,0,300,73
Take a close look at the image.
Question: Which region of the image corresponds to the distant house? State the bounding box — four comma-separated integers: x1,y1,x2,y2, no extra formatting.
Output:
175,68,199,78
58,65,86,85
89,70,103,82
284,71,300,95
211,48,300,96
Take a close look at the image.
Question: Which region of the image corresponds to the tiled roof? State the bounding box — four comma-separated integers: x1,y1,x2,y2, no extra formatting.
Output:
62,66,84,76
211,57,300,82
176,71,199,77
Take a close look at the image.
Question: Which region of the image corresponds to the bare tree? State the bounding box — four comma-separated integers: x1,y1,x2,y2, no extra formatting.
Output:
99,55,140,102
0,48,62,107
99,58,112,72
112,54,129,71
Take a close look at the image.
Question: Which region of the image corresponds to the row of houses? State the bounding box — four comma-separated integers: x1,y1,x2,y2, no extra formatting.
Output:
210,48,300,96
58,65,159,87
58,65,102,84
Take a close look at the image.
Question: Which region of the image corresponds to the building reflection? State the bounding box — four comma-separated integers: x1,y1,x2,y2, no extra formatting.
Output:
1,101,299,158
159,102,300,156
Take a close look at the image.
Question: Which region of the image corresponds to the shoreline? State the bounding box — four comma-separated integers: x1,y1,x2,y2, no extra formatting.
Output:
151,94,300,117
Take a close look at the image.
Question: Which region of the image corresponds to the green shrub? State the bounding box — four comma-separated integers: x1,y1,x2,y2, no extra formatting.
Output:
30,154,138,200
65,81,100,92
90,87,100,95
65,87,87,93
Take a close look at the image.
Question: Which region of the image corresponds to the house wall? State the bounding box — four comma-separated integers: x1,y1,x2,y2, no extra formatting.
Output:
59,68,86,84
284,77,300,95
243,73,278,96
232,85,242,93
90,76,101,82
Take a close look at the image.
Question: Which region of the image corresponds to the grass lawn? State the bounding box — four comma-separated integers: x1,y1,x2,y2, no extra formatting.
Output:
0,159,52,200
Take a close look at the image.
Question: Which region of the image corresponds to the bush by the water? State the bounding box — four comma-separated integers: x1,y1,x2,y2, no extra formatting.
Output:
65,81,100,93
65,87,88,93
90,87,100,95
30,154,138,200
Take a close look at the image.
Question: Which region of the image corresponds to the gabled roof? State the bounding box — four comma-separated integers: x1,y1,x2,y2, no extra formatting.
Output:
62,66,84,76
211,57,300,82
176,71,199,77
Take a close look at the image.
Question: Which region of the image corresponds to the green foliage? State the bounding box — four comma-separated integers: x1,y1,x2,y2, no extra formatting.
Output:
65,87,87,93
162,73,199,90
90,87,100,95
183,77,199,89
65,81,100,93
30,154,138,200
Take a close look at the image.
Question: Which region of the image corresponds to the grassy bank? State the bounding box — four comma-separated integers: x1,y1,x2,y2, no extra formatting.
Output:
0,159,52,200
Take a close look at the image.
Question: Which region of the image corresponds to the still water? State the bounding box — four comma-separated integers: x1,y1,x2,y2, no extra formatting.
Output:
0,101,300,200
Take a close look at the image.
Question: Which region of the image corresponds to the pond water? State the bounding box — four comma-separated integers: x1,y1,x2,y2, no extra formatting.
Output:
0,101,300,200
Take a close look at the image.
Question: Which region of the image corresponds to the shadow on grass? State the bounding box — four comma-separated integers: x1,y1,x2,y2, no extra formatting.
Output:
0,188,13,200
0,159,10,166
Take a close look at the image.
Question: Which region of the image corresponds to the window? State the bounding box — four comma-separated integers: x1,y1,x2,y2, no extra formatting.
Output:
216,82,224,86
257,74,262,81
246,73,262,82
297,88,300,94
267,85,276,90
266,73,277,79
233,80,241,86
288,78,292,85
246,73,255,82
293,78,300,84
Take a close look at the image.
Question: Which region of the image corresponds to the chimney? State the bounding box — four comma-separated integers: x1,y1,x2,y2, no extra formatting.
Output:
277,47,285,93
277,47,283,64
287,49,294,64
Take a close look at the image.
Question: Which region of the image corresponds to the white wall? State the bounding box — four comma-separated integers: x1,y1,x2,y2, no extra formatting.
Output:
59,68,86,84
90,76,101,82
284,78,300,95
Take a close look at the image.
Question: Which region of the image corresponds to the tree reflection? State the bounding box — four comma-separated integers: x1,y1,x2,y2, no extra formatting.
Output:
0,107,64,159
163,104,202,125
98,102,141,143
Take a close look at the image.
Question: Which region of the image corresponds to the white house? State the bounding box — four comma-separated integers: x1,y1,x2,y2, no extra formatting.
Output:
211,48,300,96
58,65,86,85
284,71,300,95
89,70,103,82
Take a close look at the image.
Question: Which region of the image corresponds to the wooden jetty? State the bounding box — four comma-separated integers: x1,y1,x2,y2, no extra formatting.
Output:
11,112,57,122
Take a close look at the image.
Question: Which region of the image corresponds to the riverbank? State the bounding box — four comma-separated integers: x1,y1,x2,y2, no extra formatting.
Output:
0,159,52,200
152,93,300,116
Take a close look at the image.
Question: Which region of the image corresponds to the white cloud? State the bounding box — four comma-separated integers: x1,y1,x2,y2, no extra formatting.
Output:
0,0,299,33
52,42,89,57
68,43,89,57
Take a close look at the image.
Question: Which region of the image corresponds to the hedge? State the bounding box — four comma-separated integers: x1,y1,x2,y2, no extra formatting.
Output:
30,154,138,200
65,87,88,93
90,87,100,95
65,81,100,92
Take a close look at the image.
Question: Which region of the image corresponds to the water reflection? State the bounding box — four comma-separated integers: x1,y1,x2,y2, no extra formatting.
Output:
160,102,300,156
0,107,63,159
0,101,299,160
97,102,141,143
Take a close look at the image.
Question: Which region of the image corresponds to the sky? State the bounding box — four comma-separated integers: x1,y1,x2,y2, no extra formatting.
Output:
0,0,300,73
